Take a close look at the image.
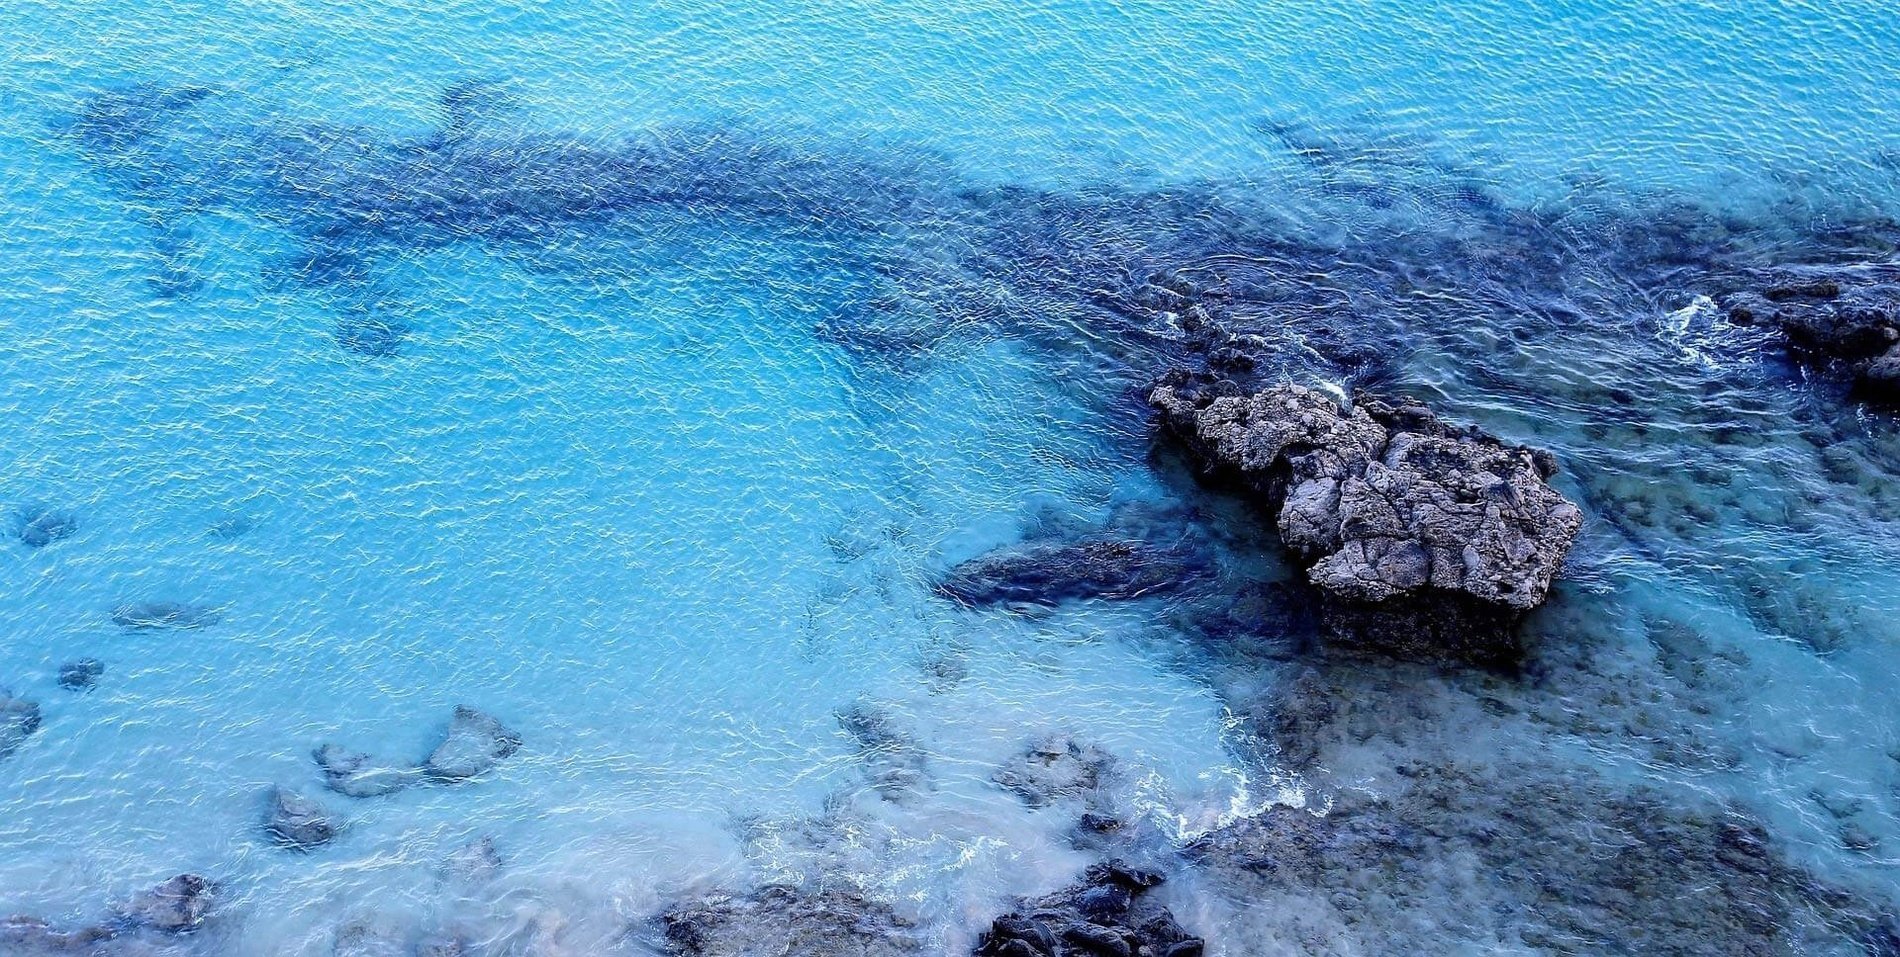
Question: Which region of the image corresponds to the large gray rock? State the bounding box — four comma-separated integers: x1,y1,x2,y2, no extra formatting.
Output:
422,706,521,782
1,691,42,761
314,743,420,798
264,785,338,850
1150,375,1582,661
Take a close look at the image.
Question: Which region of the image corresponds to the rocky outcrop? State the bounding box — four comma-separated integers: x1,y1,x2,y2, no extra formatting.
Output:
315,743,420,798
264,786,339,850
992,734,1116,810
937,539,1194,606
1721,273,1900,404
973,861,1202,957
1,692,41,761
422,706,522,782
660,884,924,957
1149,374,1582,662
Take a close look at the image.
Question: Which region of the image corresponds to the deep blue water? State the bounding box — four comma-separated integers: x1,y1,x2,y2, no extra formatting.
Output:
3,1,1899,954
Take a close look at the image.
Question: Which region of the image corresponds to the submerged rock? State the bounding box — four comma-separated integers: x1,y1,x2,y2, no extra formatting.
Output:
264,785,338,850
314,743,420,798
422,706,522,782
14,504,78,549
836,702,929,799
111,601,220,631
59,658,105,692
1,692,42,761
442,836,503,883
937,538,1195,606
1150,374,1582,662
115,874,215,933
660,884,924,957
992,733,1117,809
0,917,116,954
974,861,1202,957
1721,273,1900,404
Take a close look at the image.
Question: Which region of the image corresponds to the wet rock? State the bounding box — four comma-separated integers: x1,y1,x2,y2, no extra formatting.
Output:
314,743,420,798
1,692,42,761
442,836,503,883
14,504,78,549
59,658,105,692
422,706,522,782
334,918,410,957
937,538,1195,606
1188,764,1879,956
836,702,929,799
415,934,469,957
115,874,215,933
992,733,1116,809
660,884,924,957
264,785,338,850
974,861,1201,957
0,917,119,955
111,601,220,631
1721,274,1900,404
1150,375,1582,663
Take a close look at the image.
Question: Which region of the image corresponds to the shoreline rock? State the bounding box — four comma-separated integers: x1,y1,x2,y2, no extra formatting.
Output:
1150,373,1582,662
1721,271,1900,404
973,861,1202,957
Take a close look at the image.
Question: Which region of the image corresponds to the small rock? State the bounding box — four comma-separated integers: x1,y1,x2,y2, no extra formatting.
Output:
314,743,419,798
116,873,215,933
1,692,42,761
423,706,522,782
15,505,78,549
59,658,105,692
264,786,338,850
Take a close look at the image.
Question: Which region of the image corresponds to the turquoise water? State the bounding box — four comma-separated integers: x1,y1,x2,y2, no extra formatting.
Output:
2,0,1899,954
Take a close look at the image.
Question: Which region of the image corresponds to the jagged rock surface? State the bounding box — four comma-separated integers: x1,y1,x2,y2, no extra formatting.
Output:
1150,374,1582,660
973,861,1202,957
1720,272,1900,404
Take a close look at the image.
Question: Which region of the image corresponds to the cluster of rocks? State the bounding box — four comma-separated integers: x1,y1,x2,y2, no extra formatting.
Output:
975,862,1201,957
2,873,216,954
1720,270,1900,404
660,884,925,957
280,706,523,850
1149,372,1582,662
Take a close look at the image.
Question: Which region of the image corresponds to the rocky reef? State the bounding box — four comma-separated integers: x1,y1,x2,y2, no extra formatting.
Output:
1720,268,1900,404
973,861,1202,957
1150,374,1582,662
659,884,925,957
937,538,1195,607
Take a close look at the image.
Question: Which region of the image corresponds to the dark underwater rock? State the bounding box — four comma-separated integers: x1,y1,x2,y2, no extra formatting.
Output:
660,884,924,957
973,861,1202,957
442,836,503,883
1721,274,1900,404
937,538,1194,606
115,874,215,933
422,706,522,782
1187,764,1883,956
992,733,1117,809
110,601,220,631
15,504,78,549
836,702,929,799
58,658,105,692
1150,374,1582,662
314,743,420,798
1,692,42,761
264,785,338,850
0,917,117,954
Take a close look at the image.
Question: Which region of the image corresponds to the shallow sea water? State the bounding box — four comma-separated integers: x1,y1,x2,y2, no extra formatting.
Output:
2,0,1900,954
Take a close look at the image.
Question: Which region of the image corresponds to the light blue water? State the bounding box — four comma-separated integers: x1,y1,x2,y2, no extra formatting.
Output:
2,0,1899,954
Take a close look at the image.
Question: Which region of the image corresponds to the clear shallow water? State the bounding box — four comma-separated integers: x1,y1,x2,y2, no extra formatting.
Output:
2,0,1899,954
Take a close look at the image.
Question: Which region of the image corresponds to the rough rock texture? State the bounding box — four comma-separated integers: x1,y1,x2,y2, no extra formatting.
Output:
422,706,521,782
0,917,117,954
1150,374,1582,661
1721,274,1900,403
110,601,220,631
659,884,924,957
59,658,105,692
1,691,42,761
15,504,78,549
114,874,216,933
973,861,1203,957
992,733,1116,810
1187,764,1888,956
315,743,420,798
264,785,338,850
937,539,1194,606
